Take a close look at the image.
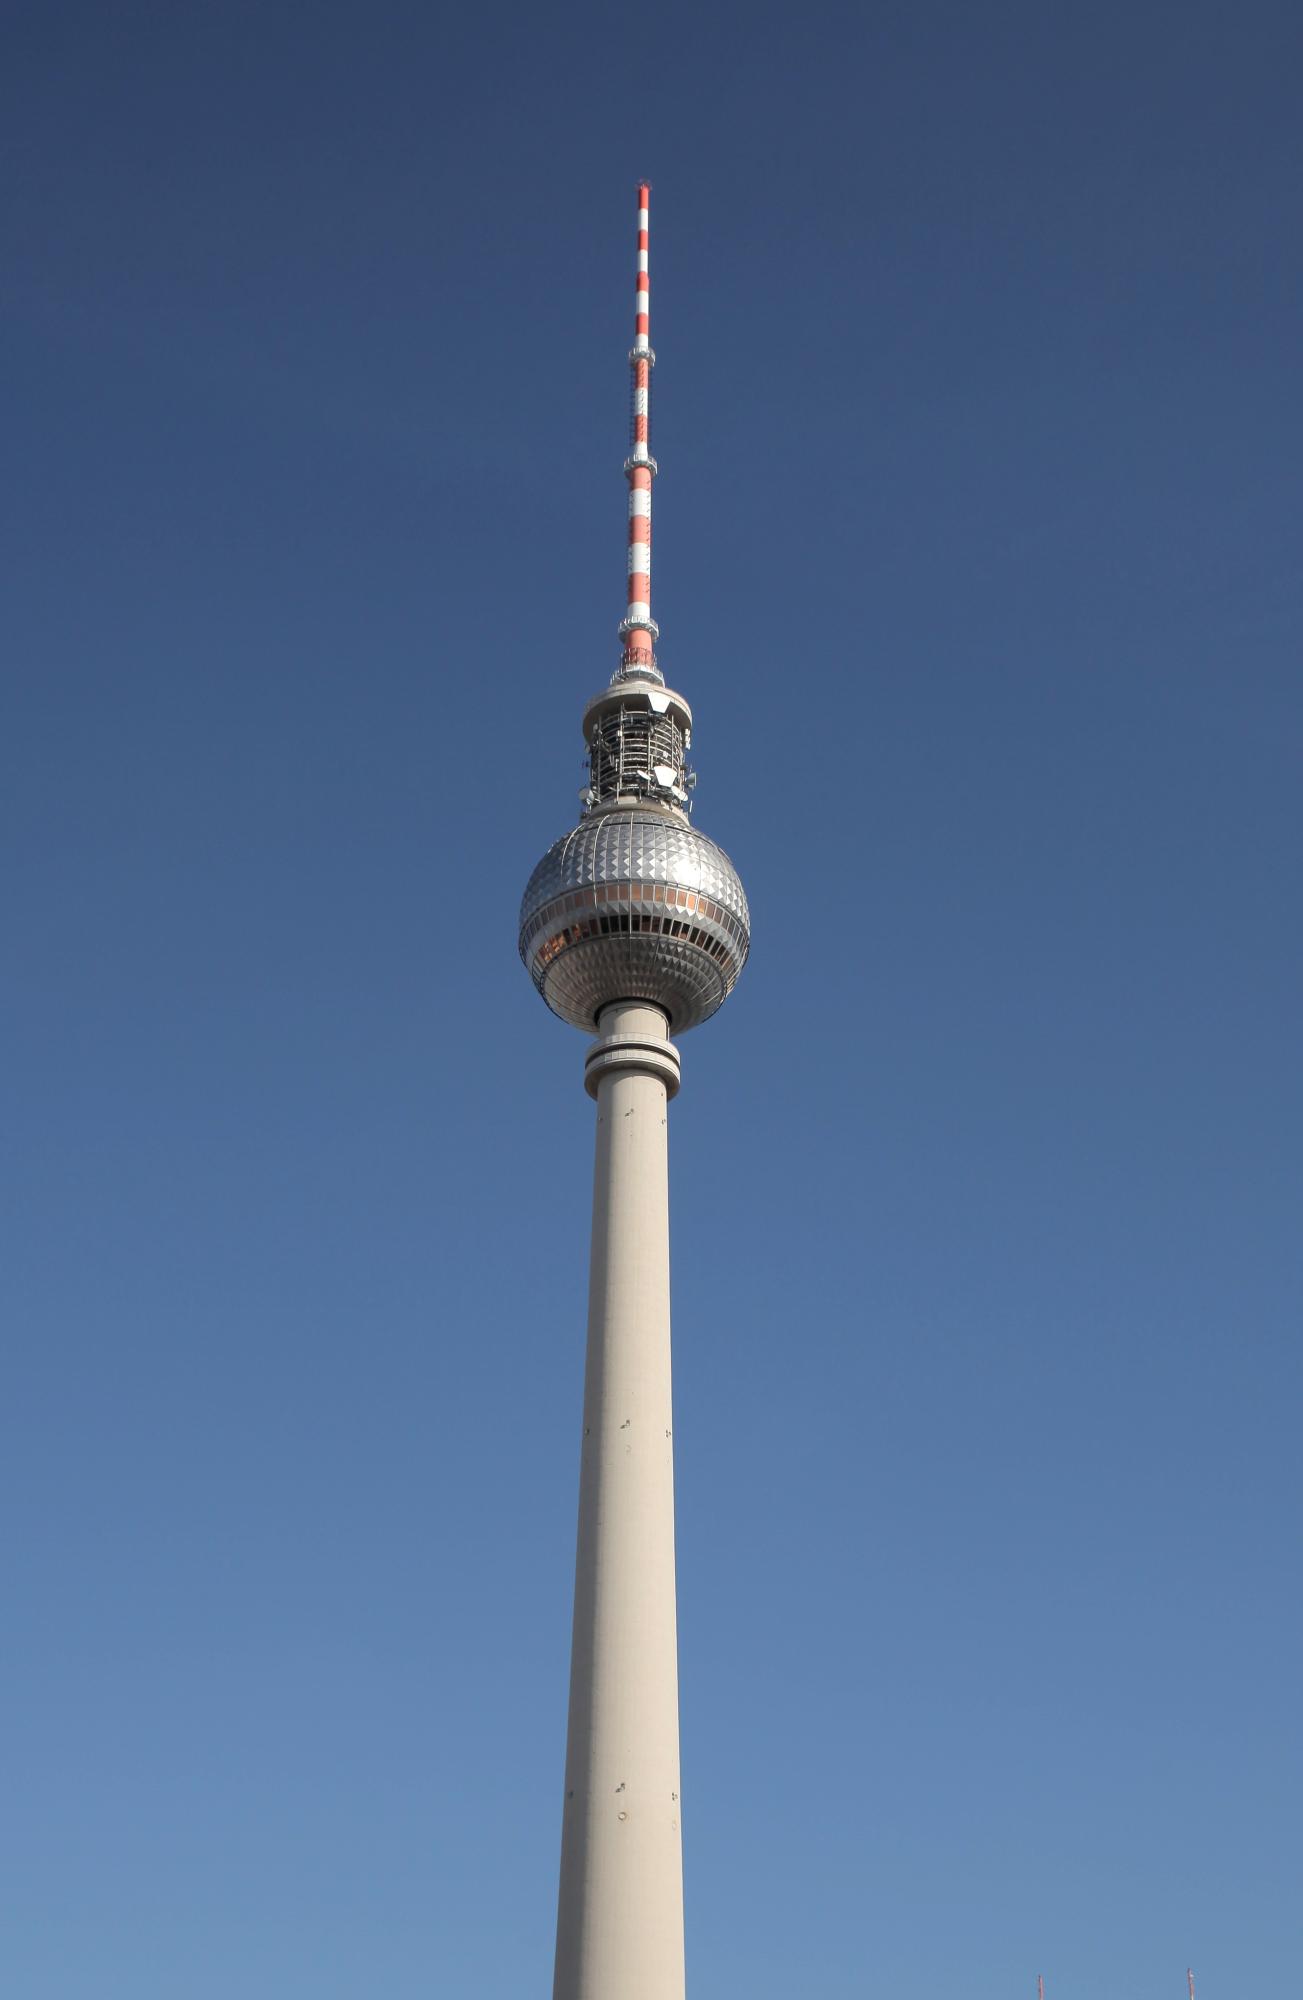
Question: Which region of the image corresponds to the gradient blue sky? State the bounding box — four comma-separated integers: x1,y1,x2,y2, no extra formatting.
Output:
4,2,1300,1996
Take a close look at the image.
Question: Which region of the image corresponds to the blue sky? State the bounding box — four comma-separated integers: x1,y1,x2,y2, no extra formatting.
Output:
3,1,1300,1995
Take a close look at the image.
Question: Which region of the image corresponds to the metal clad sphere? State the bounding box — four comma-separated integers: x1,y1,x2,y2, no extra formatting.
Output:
519,808,750,1033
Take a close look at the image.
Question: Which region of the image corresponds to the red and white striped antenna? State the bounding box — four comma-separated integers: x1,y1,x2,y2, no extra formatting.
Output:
1188,1970,1195,2000
1038,1974,1045,2000
617,182,659,677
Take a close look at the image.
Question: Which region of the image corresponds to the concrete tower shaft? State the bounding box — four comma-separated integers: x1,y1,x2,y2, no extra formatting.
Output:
553,1002,685,2000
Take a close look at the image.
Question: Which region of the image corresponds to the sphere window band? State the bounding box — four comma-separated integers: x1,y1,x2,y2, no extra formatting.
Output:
522,886,748,960
533,911,737,969
523,881,742,927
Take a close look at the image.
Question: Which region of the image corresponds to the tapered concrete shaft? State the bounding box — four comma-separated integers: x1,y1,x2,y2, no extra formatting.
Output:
553,1001,685,2000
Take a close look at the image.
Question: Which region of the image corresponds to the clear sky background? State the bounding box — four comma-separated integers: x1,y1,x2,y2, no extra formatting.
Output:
3,2,1300,1996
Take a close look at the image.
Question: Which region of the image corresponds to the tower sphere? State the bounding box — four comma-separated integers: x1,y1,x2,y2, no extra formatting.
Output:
519,799,749,1034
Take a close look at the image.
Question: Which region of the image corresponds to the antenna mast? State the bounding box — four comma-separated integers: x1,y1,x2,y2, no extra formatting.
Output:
618,182,659,677
1188,1971,1196,2000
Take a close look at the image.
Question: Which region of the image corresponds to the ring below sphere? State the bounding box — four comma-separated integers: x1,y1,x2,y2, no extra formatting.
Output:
519,806,749,1034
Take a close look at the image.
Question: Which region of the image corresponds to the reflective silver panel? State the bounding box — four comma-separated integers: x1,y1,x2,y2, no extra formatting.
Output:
519,807,750,1034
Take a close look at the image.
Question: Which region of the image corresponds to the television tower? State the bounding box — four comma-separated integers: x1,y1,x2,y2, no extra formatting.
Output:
519,185,750,2000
